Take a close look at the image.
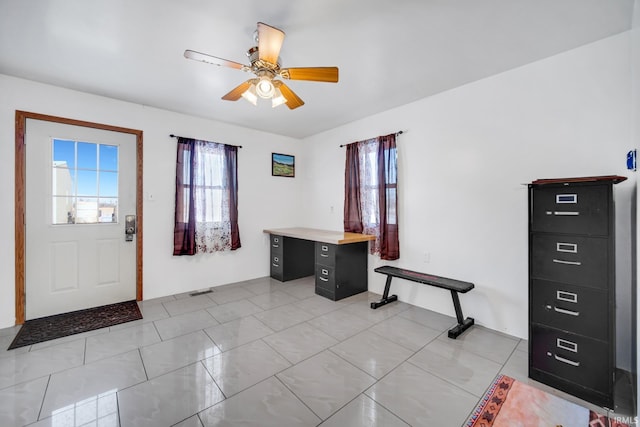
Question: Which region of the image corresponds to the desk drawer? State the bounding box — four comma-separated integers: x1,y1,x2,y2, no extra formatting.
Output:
530,324,609,392
531,234,608,289
530,279,608,340
270,254,283,281
316,243,336,266
530,184,610,235
270,235,283,255
315,265,335,292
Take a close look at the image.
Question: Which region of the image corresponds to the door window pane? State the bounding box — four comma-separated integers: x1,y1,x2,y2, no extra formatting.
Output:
76,197,99,224
77,142,97,170
52,196,76,224
99,171,118,197
51,139,119,225
99,144,118,171
99,198,118,223
52,139,76,169
77,170,98,197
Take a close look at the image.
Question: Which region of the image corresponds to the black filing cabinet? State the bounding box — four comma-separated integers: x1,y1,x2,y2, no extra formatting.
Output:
315,241,368,301
269,235,314,282
528,176,624,408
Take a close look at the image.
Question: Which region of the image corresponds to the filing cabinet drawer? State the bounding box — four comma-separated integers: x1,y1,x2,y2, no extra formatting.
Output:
530,279,608,340
315,265,335,292
270,254,283,281
315,242,336,266
270,235,283,255
530,184,609,235
531,234,608,289
530,325,609,392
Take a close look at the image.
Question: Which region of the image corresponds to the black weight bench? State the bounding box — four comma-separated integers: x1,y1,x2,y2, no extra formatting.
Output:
372,266,475,339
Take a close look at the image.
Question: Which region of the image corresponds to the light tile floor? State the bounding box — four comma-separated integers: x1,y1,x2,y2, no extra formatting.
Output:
0,276,635,426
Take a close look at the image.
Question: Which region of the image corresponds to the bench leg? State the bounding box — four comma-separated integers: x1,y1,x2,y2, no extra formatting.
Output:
370,275,398,309
447,290,474,339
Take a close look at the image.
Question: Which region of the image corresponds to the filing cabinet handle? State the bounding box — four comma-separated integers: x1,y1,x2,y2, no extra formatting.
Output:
272,244,279,248
552,259,582,266
556,291,578,303
320,253,329,257
319,276,329,282
272,263,279,268
556,243,577,254
554,354,580,367
554,307,579,317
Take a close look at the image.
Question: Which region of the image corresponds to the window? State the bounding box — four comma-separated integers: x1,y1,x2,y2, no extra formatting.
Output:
344,134,399,260
173,138,240,255
52,139,118,225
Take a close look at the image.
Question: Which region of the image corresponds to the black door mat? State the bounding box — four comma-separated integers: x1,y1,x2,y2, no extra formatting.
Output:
7,300,142,350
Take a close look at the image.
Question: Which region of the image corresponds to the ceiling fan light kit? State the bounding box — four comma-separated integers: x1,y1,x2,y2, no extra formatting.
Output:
184,22,339,110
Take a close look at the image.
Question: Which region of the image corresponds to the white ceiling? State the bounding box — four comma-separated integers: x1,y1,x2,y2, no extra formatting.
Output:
0,0,634,138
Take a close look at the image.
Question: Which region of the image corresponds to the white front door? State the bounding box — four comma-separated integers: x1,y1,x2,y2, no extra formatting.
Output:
25,119,137,320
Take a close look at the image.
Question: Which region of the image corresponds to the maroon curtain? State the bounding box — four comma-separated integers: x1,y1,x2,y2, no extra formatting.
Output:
377,134,399,260
343,143,363,233
343,134,399,260
224,144,241,250
173,137,196,255
173,138,241,255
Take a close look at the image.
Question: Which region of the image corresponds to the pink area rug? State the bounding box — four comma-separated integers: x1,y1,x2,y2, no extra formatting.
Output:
467,375,630,427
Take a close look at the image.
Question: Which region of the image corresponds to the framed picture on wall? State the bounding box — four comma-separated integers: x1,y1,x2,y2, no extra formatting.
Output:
272,153,295,177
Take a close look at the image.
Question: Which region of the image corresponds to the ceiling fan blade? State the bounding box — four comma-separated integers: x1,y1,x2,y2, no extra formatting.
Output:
257,22,285,65
276,82,304,110
280,67,339,83
222,80,254,101
184,50,248,71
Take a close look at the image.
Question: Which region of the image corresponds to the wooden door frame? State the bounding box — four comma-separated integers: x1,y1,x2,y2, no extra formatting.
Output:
15,110,143,324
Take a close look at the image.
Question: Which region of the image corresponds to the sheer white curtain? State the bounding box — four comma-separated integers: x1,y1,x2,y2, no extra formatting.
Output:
192,141,233,252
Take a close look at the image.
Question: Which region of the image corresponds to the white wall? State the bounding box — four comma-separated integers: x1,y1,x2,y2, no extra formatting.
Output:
303,33,635,368
0,74,305,329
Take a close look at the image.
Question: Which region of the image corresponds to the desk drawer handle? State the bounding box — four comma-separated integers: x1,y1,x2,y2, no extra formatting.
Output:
552,259,581,266
553,211,579,216
272,244,279,248
319,276,329,282
320,253,329,257
554,307,579,317
554,354,580,367
272,263,279,268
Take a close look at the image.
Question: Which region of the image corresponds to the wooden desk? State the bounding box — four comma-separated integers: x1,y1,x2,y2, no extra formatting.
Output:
263,227,375,301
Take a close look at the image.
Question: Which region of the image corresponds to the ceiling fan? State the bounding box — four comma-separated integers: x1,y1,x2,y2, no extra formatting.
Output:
184,22,339,110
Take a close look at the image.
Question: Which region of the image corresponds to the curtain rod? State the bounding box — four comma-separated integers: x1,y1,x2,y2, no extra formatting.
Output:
339,130,405,148
169,134,243,148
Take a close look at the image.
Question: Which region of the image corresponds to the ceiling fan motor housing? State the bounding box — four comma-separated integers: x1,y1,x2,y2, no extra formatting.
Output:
247,46,281,72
